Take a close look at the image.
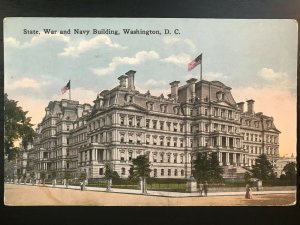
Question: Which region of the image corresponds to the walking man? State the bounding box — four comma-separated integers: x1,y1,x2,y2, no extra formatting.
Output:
203,181,209,197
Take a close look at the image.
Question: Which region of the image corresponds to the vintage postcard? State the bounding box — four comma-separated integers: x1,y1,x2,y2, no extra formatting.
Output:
3,18,297,206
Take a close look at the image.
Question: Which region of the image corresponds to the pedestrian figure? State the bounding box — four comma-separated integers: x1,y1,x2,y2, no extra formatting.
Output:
245,184,252,199
203,181,209,197
80,181,83,191
199,183,204,197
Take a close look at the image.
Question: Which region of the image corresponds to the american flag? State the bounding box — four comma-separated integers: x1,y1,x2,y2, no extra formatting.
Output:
61,80,70,94
188,54,202,72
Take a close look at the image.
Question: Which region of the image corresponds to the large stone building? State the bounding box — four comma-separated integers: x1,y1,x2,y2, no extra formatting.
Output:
25,70,281,181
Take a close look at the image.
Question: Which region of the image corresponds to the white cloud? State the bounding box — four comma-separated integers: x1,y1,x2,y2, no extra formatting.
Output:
5,77,41,91
92,50,160,76
162,36,180,44
59,35,127,57
4,37,21,48
258,67,289,80
184,39,197,53
162,53,191,65
257,68,294,92
4,33,70,49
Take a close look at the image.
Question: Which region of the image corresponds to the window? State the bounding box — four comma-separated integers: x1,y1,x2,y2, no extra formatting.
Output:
128,117,133,126
180,124,184,132
161,169,164,176
180,139,183,147
160,121,164,130
205,124,209,132
190,109,193,116
173,123,178,132
173,154,177,163
167,138,170,146
160,153,164,162
160,137,164,146
167,154,171,163
146,136,150,145
168,169,171,176
190,139,193,148
99,168,103,175
128,135,133,143
174,169,178,176
167,122,171,131
221,109,225,118
181,169,184,176
137,135,141,144
180,154,184,163
174,139,177,147
146,119,150,128
154,169,157,177
153,153,157,162
153,120,157,129
128,152,133,161
120,134,125,143
153,136,157,145
67,125,70,131
221,125,225,132
136,118,141,127
120,152,125,162
121,168,126,175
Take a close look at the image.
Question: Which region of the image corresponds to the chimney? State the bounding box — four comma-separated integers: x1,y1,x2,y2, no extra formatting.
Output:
45,107,50,116
118,75,127,88
186,78,197,100
125,70,136,90
77,105,83,117
237,102,245,112
246,99,255,114
169,81,180,100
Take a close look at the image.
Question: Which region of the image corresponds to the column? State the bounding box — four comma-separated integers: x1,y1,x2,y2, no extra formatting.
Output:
219,152,223,166
226,152,230,165
218,136,221,147
226,137,229,147
233,153,237,165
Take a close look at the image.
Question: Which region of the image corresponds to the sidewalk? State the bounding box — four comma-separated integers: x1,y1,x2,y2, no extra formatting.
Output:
7,183,296,198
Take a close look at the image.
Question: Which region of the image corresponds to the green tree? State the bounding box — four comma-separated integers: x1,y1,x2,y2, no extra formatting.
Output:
129,155,152,193
282,162,297,180
251,154,275,181
209,153,224,183
104,163,120,191
4,94,35,161
192,152,210,182
40,172,46,186
192,152,223,184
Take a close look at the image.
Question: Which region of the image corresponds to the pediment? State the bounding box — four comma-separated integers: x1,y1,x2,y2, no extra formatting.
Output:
216,101,234,107
121,103,147,111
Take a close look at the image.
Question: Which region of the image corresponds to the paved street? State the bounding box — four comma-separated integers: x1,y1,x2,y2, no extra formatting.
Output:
4,183,296,206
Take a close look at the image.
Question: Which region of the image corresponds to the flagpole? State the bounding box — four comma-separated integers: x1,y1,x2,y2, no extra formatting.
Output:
69,80,71,100
200,55,203,81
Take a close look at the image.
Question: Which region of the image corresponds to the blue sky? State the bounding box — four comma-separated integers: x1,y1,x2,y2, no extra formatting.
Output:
4,18,297,156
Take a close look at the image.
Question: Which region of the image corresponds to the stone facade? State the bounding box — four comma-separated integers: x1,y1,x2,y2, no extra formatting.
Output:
25,70,281,180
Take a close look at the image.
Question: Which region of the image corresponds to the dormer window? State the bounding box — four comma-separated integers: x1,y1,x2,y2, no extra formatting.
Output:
216,91,224,101
147,102,154,110
160,104,167,113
